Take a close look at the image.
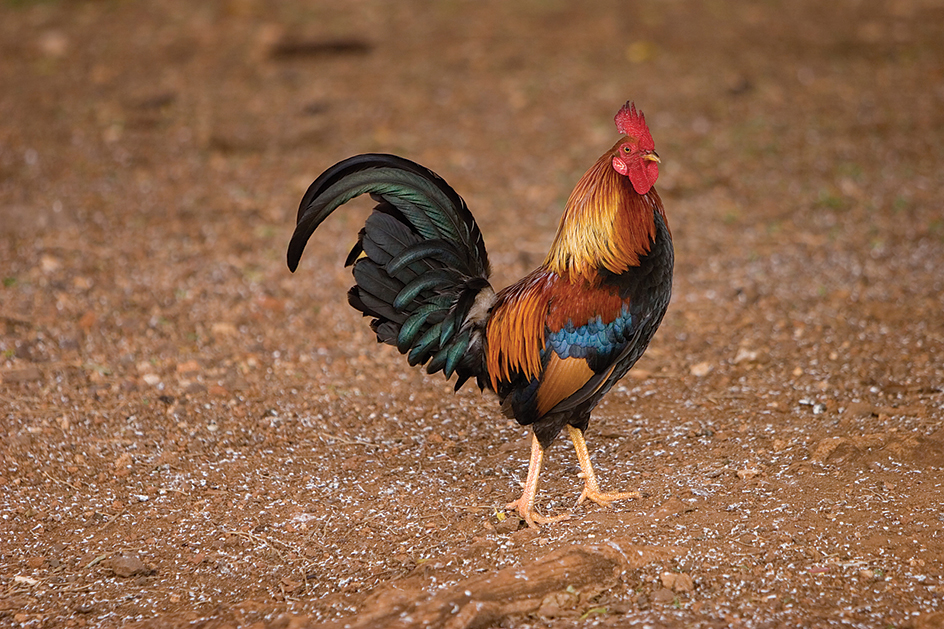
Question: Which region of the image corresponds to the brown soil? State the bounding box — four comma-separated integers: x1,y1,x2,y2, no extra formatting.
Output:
2,1,943,628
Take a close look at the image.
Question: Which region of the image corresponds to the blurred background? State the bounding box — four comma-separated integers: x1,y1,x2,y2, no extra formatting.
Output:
3,0,942,374
1,1,943,627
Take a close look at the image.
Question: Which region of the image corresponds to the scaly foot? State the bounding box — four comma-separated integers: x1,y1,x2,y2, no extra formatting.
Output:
567,426,641,510
575,485,641,508
505,433,571,528
505,497,570,529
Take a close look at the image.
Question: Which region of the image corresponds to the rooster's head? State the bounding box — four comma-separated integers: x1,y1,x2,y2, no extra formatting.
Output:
612,101,660,195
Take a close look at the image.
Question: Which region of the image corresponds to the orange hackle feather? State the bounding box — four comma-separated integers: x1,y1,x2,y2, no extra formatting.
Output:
485,274,548,388
544,140,661,280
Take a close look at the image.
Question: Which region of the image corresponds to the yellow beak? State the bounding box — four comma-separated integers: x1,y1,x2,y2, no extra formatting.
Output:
643,152,661,163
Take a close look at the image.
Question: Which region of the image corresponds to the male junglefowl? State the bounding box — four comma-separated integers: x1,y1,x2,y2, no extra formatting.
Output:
287,102,673,528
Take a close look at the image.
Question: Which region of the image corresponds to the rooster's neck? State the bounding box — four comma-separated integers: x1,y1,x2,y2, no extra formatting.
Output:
544,151,661,281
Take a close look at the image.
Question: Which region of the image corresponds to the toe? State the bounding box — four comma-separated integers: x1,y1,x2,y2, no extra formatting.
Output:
577,488,641,508
506,499,569,528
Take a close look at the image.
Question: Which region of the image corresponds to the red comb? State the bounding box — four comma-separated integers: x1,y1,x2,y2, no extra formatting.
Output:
614,101,654,148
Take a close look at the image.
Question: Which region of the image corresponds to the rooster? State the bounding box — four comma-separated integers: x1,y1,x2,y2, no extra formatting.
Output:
287,102,673,528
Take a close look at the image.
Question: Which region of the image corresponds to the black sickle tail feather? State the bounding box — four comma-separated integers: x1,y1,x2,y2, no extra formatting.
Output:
288,154,494,391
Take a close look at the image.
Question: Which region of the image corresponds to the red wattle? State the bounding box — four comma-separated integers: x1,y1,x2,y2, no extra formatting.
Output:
628,160,657,195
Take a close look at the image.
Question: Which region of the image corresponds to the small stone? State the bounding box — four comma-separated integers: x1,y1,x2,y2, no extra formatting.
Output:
40,254,62,272
103,552,151,578
114,452,133,472
675,575,694,594
142,373,161,386
651,587,676,603
184,382,207,395
690,361,712,377
211,322,238,336
176,360,201,374
78,311,97,331
537,590,578,617
495,514,520,534
14,575,39,586
208,384,230,397
662,571,695,593
733,347,759,364
737,467,762,480
37,30,68,57
652,496,687,519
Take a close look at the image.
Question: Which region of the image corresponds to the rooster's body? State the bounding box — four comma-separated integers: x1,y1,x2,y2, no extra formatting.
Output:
288,102,673,527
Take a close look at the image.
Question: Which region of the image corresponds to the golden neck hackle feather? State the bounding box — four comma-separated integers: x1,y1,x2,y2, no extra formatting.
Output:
544,139,659,281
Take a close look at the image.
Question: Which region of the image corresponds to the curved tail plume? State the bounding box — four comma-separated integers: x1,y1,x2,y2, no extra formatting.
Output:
288,154,494,390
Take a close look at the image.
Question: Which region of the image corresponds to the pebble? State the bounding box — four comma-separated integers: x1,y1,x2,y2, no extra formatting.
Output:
651,496,687,519
103,552,152,578
661,571,695,593
737,467,762,480
733,347,759,364
690,361,712,377
14,575,39,586
495,514,520,535
651,587,676,603
176,360,201,374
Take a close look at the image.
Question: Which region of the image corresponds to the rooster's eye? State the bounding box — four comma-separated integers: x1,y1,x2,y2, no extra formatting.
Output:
622,146,631,153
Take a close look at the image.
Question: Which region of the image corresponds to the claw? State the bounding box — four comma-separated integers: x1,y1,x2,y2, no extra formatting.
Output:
506,497,570,529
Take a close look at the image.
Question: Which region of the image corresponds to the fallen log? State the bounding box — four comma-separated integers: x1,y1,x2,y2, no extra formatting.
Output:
272,539,683,629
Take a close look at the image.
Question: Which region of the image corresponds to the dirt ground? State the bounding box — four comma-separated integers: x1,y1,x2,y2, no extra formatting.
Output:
2,1,944,627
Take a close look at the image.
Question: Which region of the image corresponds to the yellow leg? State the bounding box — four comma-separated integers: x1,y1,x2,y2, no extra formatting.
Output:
506,434,569,528
567,425,640,508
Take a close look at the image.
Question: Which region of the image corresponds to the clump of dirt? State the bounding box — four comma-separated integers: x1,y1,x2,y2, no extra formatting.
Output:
1,1,943,628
